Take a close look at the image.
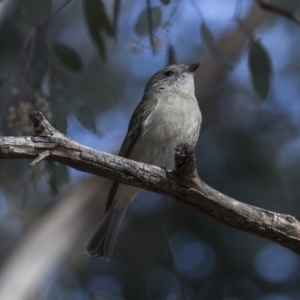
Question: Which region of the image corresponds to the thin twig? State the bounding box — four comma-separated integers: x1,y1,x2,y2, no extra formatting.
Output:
12,0,72,105
40,0,72,27
233,0,243,20
257,0,300,26
146,0,156,54
188,0,203,19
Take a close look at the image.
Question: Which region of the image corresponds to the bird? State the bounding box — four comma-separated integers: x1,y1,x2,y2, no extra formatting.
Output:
86,63,202,260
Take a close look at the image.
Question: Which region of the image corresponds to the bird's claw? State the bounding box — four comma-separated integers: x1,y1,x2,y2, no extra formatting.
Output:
160,165,174,180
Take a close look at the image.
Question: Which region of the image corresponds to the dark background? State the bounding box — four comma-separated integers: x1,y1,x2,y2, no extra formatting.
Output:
0,0,300,299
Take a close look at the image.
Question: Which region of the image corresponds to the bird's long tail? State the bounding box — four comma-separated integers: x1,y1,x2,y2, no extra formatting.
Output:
86,208,126,260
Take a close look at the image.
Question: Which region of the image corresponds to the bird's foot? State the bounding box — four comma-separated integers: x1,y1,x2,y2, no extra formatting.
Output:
160,165,175,180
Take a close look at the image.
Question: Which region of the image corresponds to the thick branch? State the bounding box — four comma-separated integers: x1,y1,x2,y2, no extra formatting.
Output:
1,111,300,255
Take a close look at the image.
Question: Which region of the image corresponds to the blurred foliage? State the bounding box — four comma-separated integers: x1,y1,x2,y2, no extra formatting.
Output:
248,39,271,100
52,42,83,72
200,22,232,70
1,0,300,299
47,160,69,195
135,6,162,36
83,0,114,59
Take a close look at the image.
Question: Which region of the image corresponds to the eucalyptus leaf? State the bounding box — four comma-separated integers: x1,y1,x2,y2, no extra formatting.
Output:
248,39,271,101
84,0,113,59
52,43,83,72
135,6,162,36
55,86,98,134
72,96,98,134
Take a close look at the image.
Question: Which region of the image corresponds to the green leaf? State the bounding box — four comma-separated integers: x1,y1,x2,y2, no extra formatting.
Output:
84,0,113,59
52,43,83,72
135,6,162,36
248,39,271,100
55,86,98,134
72,96,98,134
168,44,176,65
160,0,170,4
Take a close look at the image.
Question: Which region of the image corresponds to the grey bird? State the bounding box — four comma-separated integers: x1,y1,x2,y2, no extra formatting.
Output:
86,63,202,260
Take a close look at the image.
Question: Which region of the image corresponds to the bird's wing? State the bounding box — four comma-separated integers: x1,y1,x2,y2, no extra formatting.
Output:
105,97,158,212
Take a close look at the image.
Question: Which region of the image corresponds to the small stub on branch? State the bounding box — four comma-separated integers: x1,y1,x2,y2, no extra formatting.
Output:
174,143,201,188
29,150,50,167
29,110,56,136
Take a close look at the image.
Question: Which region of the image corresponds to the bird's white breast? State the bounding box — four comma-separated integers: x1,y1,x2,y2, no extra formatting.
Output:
131,92,201,169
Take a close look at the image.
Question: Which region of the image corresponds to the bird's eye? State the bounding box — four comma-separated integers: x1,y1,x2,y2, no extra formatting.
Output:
164,71,174,77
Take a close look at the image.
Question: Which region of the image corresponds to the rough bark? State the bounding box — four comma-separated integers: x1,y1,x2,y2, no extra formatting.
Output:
1,110,300,256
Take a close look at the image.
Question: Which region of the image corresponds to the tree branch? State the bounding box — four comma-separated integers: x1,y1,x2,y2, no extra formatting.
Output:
257,0,300,26
1,111,300,255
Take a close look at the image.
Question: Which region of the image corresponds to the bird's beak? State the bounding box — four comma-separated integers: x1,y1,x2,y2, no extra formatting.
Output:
187,63,200,73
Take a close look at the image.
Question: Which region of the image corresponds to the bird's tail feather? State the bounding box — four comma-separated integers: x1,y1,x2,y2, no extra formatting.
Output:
86,208,126,260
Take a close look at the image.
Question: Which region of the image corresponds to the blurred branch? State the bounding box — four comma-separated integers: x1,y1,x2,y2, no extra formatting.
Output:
1,110,300,257
195,2,273,114
146,0,156,54
0,176,108,300
43,0,72,25
257,0,300,25
12,0,71,107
